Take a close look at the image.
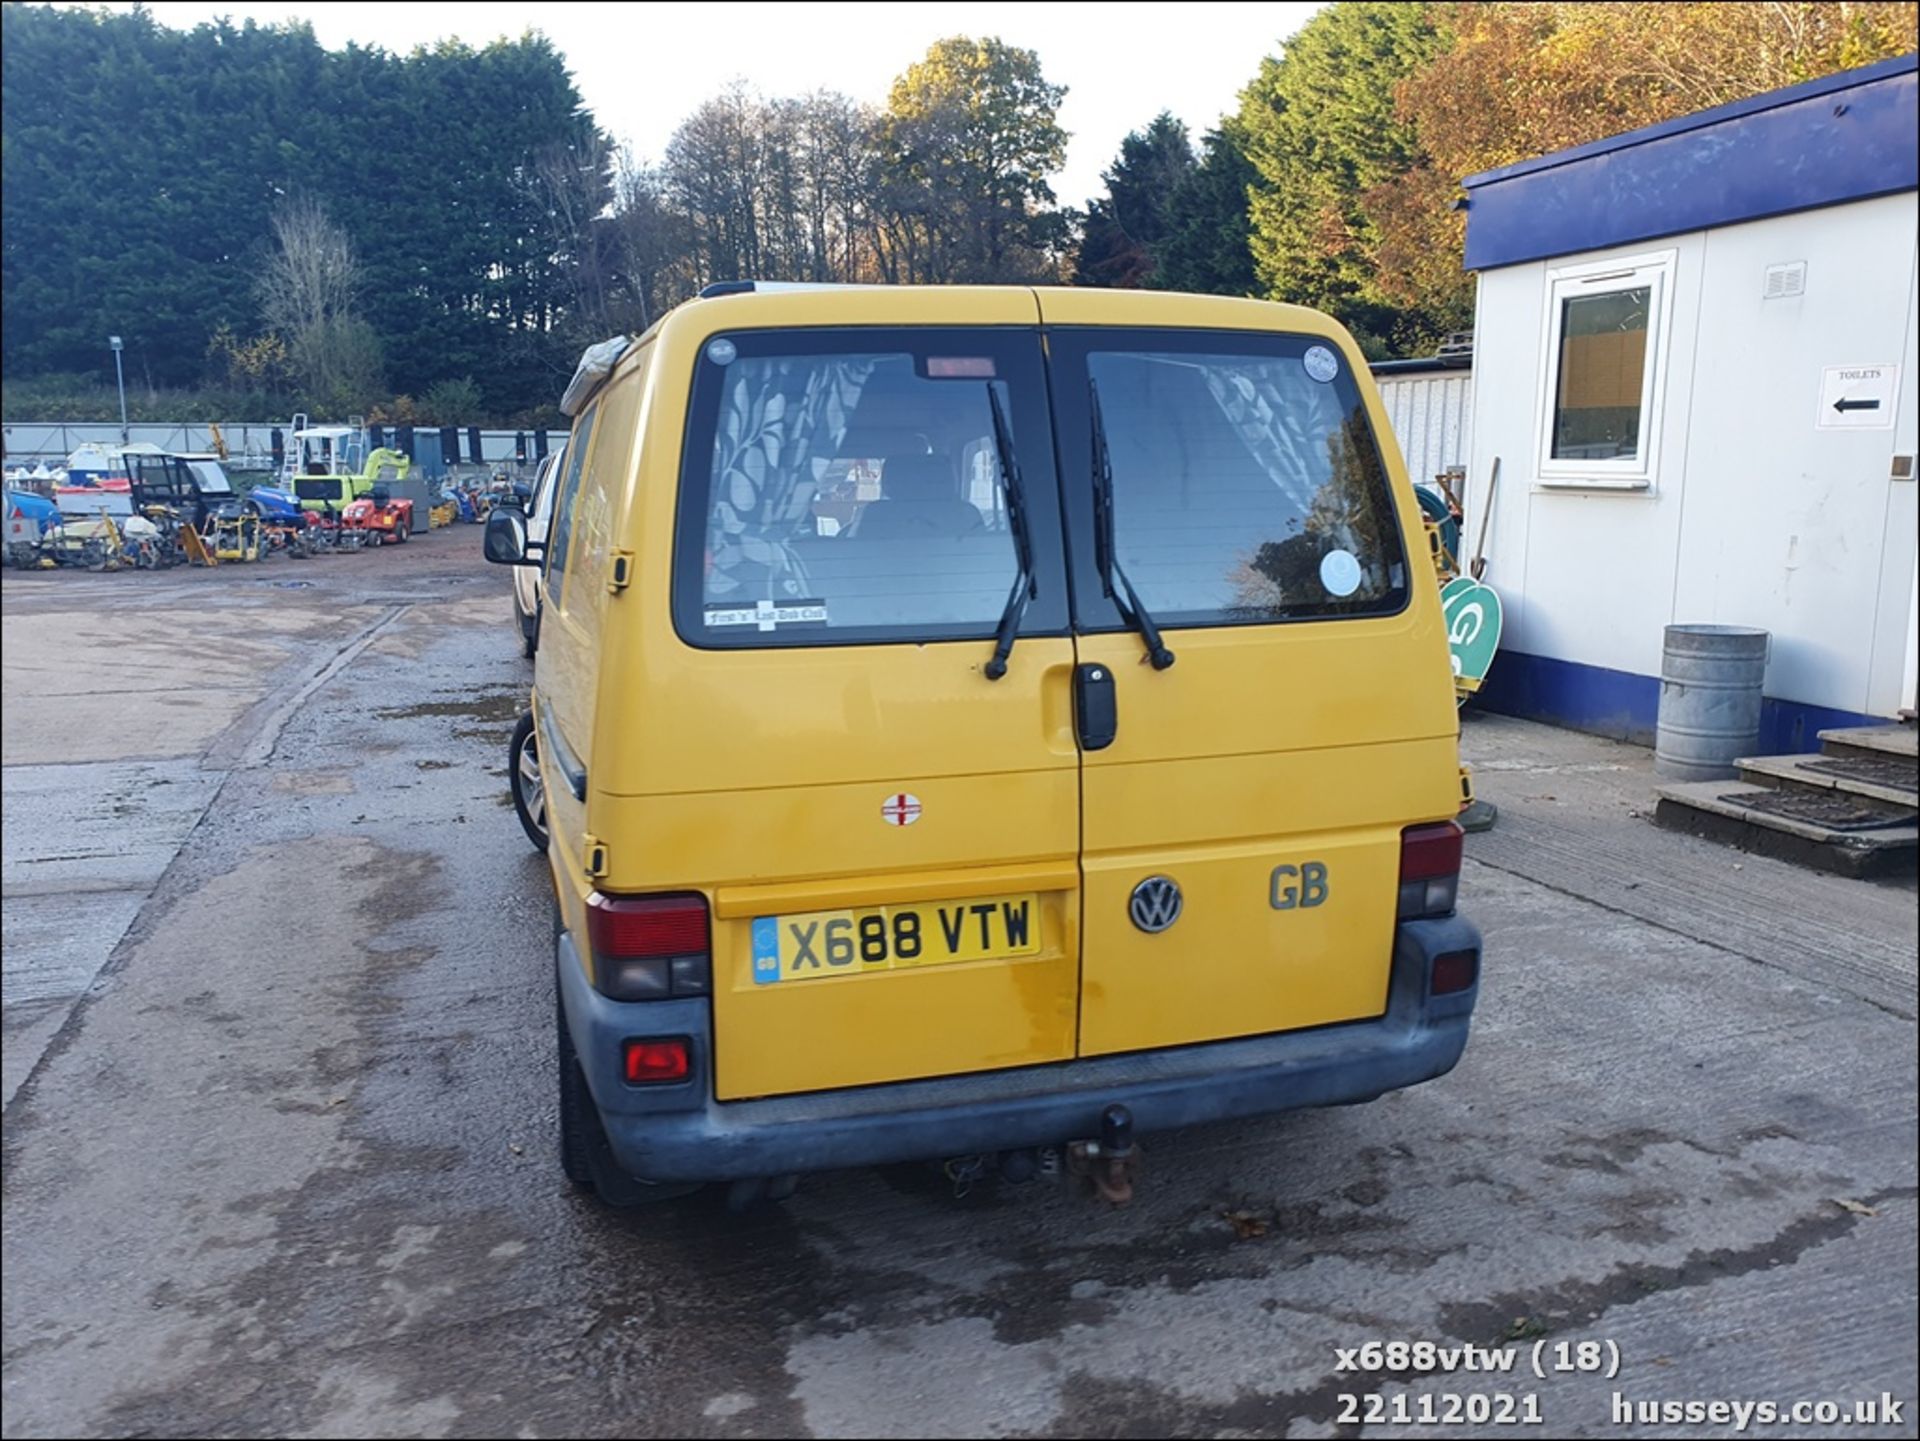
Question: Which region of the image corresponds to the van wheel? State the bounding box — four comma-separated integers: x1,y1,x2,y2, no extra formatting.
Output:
555,959,703,1208
556,981,603,1193
510,711,548,852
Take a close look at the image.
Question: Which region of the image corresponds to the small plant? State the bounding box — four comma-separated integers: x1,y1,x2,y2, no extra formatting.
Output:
421,376,483,423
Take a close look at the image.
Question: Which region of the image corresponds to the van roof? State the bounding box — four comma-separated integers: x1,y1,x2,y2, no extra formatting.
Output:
585,284,1344,404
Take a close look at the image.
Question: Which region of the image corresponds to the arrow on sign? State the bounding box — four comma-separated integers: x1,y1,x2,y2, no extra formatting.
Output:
1833,397,1882,413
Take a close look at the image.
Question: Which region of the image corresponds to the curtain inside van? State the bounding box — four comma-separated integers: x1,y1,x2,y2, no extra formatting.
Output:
706,356,877,603
1088,348,1404,620
1198,361,1348,516
1197,359,1397,593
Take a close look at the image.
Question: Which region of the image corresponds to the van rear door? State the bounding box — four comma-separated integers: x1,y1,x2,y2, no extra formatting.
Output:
1038,303,1461,1057
617,303,1081,1101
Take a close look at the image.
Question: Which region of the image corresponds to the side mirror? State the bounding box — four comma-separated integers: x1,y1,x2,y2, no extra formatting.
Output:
483,506,543,565
483,507,527,564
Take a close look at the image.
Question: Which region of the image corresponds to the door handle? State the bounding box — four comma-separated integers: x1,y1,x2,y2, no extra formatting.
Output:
1074,662,1117,751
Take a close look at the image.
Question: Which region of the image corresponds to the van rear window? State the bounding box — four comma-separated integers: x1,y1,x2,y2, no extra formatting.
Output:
674,329,1061,648
1055,330,1410,628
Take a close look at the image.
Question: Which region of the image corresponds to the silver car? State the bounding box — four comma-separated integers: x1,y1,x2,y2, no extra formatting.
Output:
513,445,565,658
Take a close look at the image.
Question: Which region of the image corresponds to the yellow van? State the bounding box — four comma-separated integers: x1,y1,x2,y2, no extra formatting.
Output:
486,284,1481,1207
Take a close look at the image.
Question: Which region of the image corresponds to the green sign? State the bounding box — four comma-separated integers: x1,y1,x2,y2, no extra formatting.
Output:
1440,577,1502,695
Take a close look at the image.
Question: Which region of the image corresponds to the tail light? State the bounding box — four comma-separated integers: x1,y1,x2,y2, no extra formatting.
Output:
623,1037,691,1084
586,892,711,1001
1398,821,1462,919
1430,950,1478,995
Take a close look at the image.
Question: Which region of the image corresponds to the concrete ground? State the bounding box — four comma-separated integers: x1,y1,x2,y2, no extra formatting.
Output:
2,536,1914,1440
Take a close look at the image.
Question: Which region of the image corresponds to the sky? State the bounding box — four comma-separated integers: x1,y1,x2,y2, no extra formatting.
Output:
113,1,1321,204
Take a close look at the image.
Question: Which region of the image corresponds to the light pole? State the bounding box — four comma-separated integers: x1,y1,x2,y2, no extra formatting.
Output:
109,335,128,445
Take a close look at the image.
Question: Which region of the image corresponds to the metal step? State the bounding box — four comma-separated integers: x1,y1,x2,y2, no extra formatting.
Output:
1818,723,1918,762
1738,752,1918,807
1653,780,1917,880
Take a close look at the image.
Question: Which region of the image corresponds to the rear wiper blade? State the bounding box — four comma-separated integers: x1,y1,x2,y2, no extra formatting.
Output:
983,383,1036,681
1090,379,1174,670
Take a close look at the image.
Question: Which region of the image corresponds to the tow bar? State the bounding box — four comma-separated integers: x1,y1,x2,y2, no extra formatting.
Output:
1067,1104,1141,1206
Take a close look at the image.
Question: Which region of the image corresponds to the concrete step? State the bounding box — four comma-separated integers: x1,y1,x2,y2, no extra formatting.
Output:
1653,780,1918,880
1738,752,1919,807
1819,723,1918,762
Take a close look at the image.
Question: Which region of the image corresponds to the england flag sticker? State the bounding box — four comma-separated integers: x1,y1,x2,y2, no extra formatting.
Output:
881,792,923,827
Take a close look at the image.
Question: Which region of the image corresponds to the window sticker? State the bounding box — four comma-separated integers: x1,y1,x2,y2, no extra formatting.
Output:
1303,345,1339,383
705,337,738,366
704,598,829,631
1319,548,1362,597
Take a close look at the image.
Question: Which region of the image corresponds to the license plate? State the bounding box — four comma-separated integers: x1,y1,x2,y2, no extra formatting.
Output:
751,892,1040,985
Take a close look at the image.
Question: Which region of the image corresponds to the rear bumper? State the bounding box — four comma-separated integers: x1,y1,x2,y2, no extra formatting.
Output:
558,915,1480,1185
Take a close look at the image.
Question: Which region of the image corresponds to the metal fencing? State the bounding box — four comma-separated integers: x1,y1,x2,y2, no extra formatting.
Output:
1373,369,1474,487
2,420,561,472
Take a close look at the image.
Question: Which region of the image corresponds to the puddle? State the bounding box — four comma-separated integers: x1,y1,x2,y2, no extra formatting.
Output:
375,690,522,724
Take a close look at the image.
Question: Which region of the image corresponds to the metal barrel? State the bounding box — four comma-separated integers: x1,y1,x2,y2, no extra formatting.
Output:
1654,625,1770,780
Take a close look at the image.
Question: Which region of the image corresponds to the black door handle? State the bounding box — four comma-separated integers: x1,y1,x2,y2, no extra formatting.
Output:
1075,662,1117,751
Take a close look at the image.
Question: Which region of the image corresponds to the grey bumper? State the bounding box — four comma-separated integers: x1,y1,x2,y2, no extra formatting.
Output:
558,915,1481,1185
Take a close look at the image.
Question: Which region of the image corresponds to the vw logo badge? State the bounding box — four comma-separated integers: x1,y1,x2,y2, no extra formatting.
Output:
1129,876,1183,933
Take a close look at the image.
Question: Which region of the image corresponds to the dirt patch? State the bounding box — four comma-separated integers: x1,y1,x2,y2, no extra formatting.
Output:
271,770,356,796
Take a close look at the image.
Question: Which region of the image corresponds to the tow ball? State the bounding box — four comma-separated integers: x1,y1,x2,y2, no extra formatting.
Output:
1067,1104,1141,1206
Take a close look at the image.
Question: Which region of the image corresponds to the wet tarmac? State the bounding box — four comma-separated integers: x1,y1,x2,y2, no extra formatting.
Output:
2,533,1915,1438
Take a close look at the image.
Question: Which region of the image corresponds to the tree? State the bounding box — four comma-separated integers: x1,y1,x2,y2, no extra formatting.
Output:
1150,123,1260,297
665,83,767,283
1072,112,1196,289
1366,1,1920,340
1408,1,1920,177
1237,2,1451,355
535,129,618,340
256,195,384,411
605,152,696,331
0,7,605,415
1,6,324,387
653,86,882,293
875,37,1070,283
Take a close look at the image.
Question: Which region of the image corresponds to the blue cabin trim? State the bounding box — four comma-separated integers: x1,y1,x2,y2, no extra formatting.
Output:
1473,651,1885,754
1462,54,1918,271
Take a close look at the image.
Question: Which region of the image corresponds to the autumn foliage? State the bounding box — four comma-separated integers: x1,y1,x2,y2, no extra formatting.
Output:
1237,1,1918,355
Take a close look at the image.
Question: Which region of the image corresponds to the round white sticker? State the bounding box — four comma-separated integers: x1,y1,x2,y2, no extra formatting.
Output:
881,792,922,827
706,337,738,366
1319,549,1363,597
1303,345,1339,383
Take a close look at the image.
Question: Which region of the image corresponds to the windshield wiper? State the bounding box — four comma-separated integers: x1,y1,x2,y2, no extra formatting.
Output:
983,383,1036,681
1090,378,1175,670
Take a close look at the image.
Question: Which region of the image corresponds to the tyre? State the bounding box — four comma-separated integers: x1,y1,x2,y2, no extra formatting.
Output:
556,977,601,1193
392,518,410,544
510,710,549,852
555,949,702,1208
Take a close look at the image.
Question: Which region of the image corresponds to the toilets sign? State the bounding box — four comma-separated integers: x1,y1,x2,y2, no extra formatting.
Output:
1817,364,1898,430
